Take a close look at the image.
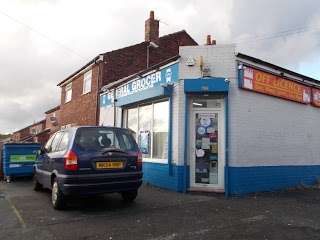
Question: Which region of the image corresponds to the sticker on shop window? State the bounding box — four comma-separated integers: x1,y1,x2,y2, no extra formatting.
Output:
139,130,149,154
197,127,206,136
199,117,211,127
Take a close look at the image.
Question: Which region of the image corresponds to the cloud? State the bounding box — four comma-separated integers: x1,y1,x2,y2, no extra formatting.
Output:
1,0,320,133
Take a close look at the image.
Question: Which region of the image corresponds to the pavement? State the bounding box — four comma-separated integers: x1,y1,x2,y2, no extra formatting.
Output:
0,177,320,240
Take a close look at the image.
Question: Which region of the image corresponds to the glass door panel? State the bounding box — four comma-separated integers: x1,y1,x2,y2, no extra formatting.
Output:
195,113,218,185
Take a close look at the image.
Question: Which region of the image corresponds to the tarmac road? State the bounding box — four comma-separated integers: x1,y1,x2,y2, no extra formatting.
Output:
0,178,319,240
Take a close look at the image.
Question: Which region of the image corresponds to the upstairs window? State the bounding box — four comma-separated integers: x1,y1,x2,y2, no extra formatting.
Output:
83,70,92,94
65,83,72,103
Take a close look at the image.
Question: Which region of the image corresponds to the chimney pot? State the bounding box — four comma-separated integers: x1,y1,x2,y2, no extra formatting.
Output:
206,35,211,45
150,11,154,20
212,39,216,45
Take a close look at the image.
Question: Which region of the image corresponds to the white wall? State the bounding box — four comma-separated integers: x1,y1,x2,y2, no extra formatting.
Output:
99,105,114,126
179,44,320,168
171,81,186,166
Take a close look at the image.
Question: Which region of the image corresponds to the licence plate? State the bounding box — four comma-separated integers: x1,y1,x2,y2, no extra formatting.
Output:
96,161,123,169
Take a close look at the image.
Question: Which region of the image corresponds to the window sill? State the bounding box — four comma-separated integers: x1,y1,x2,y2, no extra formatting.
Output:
82,91,91,96
142,158,167,164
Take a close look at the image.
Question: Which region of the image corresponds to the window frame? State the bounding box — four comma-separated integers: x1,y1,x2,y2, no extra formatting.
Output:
125,100,169,160
65,83,72,103
83,70,92,94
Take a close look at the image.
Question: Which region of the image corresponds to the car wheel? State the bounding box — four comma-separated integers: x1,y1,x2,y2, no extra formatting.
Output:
52,178,66,210
33,173,43,191
121,189,138,202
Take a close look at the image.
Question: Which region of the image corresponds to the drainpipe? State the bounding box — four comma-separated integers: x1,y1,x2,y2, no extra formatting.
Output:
95,55,102,125
183,95,189,193
167,84,173,176
113,91,117,127
225,94,229,197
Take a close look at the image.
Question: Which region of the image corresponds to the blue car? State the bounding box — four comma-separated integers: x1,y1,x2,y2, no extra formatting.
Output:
33,126,143,210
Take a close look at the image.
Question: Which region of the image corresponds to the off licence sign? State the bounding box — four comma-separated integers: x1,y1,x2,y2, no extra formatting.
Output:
96,161,123,169
242,66,311,104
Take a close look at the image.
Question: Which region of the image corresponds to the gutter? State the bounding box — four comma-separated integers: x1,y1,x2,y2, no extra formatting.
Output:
57,55,103,87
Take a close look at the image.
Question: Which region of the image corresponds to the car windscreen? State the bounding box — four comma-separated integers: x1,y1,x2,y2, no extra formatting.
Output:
74,128,136,152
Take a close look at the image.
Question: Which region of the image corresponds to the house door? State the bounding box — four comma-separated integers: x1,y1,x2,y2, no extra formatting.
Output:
190,107,225,191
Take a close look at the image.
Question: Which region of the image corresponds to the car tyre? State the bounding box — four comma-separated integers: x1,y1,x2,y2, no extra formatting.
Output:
121,189,138,202
33,173,43,191
52,178,66,210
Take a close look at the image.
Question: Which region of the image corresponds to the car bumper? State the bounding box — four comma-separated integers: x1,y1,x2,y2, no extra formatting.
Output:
56,171,143,195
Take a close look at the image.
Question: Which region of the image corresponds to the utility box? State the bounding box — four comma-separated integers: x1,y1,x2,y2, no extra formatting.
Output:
2,143,41,182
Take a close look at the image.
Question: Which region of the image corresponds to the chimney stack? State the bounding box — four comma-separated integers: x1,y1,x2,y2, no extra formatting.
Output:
206,35,211,45
145,11,159,45
212,39,216,45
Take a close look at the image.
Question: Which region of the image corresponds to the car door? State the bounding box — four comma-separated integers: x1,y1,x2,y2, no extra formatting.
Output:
36,133,56,187
42,131,64,188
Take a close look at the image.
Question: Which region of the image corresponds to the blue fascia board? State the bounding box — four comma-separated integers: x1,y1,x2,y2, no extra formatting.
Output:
116,85,167,107
184,78,229,93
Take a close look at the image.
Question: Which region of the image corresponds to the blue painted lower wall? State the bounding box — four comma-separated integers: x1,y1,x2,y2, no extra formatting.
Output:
143,163,320,195
142,162,190,192
229,165,320,195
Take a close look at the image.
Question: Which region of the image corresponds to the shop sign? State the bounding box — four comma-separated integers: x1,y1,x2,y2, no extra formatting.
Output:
311,88,320,107
241,66,311,104
100,63,178,107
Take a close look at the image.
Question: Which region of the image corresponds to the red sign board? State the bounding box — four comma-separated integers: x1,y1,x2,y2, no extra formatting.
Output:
241,66,311,104
311,88,320,107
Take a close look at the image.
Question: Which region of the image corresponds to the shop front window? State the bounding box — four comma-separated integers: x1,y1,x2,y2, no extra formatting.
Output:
127,108,138,141
153,101,169,159
126,101,168,159
138,105,152,158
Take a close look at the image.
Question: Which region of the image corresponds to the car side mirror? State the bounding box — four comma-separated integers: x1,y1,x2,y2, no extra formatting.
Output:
33,150,41,155
34,148,48,155
40,148,48,155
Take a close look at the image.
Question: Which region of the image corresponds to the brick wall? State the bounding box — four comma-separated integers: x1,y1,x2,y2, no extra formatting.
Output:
45,107,61,132
102,31,197,85
171,80,186,166
60,64,100,127
59,31,197,128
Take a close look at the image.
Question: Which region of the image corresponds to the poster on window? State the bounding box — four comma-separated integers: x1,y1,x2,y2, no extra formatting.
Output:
139,130,150,154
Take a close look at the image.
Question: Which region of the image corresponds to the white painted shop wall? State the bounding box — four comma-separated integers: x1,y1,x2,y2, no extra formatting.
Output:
99,105,114,126
178,44,237,168
171,80,186,166
99,105,122,127
179,43,320,168
229,72,320,167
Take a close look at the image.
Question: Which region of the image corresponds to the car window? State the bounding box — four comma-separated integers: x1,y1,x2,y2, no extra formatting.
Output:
45,133,56,152
50,132,64,152
56,132,69,151
122,134,133,149
75,127,136,152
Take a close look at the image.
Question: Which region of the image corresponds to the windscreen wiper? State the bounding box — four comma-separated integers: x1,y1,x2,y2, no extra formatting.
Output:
101,147,129,155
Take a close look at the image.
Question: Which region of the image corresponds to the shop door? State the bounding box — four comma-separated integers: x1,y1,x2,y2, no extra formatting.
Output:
190,110,225,191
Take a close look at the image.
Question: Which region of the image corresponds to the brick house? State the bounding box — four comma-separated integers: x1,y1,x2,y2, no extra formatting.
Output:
11,119,47,145
57,11,198,128
45,105,61,133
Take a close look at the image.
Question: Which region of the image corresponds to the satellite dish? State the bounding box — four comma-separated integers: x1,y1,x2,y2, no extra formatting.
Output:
50,116,56,121
52,121,58,126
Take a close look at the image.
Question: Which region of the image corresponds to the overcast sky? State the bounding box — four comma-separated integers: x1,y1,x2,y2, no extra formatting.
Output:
1,0,320,134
